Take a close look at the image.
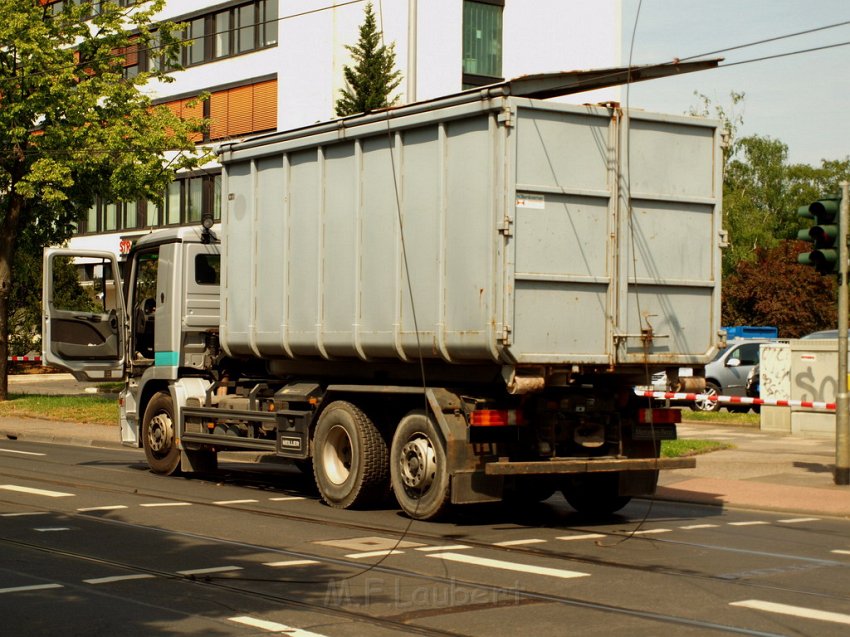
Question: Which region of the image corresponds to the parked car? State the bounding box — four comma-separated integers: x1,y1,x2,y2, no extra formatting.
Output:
693,338,775,412
746,364,760,398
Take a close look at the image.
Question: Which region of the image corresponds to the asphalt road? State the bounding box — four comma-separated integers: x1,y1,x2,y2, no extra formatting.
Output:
2,439,850,636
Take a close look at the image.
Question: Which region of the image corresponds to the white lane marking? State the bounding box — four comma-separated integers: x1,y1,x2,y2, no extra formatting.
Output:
177,566,243,576
0,583,63,594
263,560,319,567
778,517,820,524
628,528,672,535
493,539,547,547
427,552,589,580
731,599,850,626
728,521,769,526
229,616,327,636
34,527,70,532
0,448,45,456
0,484,74,498
1,512,50,517
345,550,404,559
77,505,127,512
831,549,850,556
213,499,258,505
269,496,305,501
84,574,155,585
557,533,606,541
679,524,719,530
414,545,472,552
140,502,192,507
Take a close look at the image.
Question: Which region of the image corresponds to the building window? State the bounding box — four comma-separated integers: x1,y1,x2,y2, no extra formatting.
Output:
75,173,222,236
162,78,277,143
183,0,278,68
462,0,503,88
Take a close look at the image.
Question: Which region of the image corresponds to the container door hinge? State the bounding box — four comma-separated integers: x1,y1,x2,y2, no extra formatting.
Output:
497,217,513,236
497,325,512,344
497,107,514,127
718,229,729,248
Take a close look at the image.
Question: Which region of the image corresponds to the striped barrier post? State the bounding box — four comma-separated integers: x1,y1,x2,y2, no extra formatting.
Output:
633,389,836,412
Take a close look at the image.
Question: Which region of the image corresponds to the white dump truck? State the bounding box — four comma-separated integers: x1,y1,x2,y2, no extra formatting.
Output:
43,71,722,519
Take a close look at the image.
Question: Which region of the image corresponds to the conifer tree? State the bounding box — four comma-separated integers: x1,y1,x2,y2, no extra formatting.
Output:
335,3,402,116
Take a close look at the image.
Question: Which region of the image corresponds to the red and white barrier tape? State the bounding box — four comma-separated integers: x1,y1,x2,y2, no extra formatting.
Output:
633,389,836,411
7,356,41,362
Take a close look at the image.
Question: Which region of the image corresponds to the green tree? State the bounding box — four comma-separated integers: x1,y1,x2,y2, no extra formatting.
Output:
0,0,207,398
723,241,836,338
335,2,402,116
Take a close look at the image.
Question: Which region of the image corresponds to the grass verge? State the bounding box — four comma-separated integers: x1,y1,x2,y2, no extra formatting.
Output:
0,394,118,426
662,438,732,458
681,410,759,427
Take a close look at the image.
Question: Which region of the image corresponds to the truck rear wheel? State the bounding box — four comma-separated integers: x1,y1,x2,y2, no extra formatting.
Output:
312,401,389,509
390,412,451,520
142,392,181,476
562,472,631,516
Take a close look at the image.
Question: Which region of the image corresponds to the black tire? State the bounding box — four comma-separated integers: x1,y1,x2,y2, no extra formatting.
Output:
390,412,451,521
504,477,558,504
312,401,389,509
562,472,631,516
691,381,721,412
142,392,181,475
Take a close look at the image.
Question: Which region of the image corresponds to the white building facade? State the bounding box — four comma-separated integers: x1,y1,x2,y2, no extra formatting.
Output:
68,0,622,256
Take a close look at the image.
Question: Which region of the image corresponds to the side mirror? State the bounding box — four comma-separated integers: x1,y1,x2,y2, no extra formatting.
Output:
726,358,741,368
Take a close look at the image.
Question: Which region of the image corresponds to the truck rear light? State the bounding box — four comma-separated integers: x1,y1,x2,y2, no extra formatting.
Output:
469,409,525,426
638,408,681,425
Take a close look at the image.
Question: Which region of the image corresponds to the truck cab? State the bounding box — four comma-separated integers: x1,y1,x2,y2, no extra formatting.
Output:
43,226,220,447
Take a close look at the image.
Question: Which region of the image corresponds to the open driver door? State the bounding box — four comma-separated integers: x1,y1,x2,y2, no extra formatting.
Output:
42,248,127,382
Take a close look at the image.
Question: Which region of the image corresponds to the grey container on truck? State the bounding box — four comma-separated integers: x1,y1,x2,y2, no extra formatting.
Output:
219,93,722,373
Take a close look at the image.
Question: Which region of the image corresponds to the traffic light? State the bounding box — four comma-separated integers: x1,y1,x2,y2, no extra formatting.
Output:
797,196,842,274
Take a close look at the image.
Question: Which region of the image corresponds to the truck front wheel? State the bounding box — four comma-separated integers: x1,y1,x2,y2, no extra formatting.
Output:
312,401,389,509
142,392,181,476
390,412,451,520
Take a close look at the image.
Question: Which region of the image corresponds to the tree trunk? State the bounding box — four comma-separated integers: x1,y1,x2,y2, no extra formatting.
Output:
0,194,23,401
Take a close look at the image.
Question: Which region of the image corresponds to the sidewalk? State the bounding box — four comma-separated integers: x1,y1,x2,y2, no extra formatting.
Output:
4,374,850,518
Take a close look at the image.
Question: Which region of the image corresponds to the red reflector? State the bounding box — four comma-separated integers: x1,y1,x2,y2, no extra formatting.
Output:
470,409,525,426
638,408,681,425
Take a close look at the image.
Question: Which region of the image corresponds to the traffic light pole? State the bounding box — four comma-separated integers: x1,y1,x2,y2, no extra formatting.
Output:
837,181,850,485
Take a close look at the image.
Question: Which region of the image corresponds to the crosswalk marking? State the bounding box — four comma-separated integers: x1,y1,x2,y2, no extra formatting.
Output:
556,533,606,541
345,550,404,559
84,574,155,585
229,616,327,636
177,566,243,576
731,599,850,625
0,484,73,498
628,528,672,535
263,559,319,567
0,448,45,456
77,505,127,512
493,539,547,547
0,583,63,594
427,552,589,579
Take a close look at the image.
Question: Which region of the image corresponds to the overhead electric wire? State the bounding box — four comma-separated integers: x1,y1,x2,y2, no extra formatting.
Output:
11,3,849,93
